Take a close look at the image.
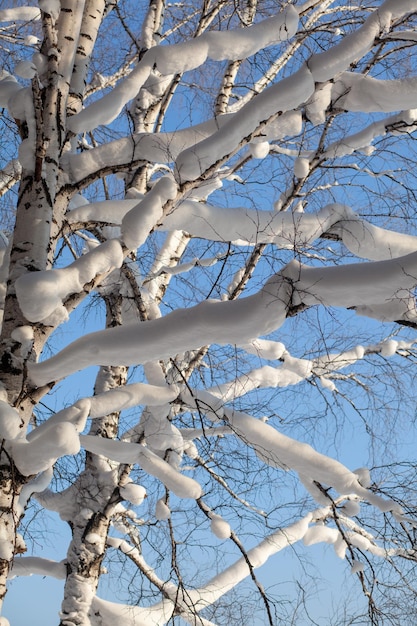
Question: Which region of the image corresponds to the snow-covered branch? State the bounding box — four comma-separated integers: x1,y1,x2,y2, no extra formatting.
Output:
28,250,417,386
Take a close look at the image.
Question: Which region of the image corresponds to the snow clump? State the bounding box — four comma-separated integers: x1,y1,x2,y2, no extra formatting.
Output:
119,482,147,506
210,513,231,540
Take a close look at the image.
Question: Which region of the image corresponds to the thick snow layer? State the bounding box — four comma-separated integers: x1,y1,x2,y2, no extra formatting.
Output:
353,467,372,488
266,110,303,140
15,240,124,323
249,141,270,159
8,422,80,476
90,596,172,626
0,7,41,21
379,339,398,357
15,60,37,79
11,325,34,359
29,274,292,386
38,0,60,21
285,252,417,321
333,535,348,559
210,513,231,540
89,382,179,417
69,199,140,224
383,30,417,42
17,467,53,517
28,399,91,441
175,64,314,181
144,415,184,453
307,0,417,83
182,388,225,421
119,482,146,505
29,248,417,386
331,215,417,261
294,157,310,179
333,72,417,113
0,400,23,440
66,108,303,187
146,253,222,280
24,35,40,46
80,435,201,499
160,199,417,261
204,337,406,404
67,62,152,135
305,82,333,125
35,485,79,521
0,75,22,108
184,440,199,459
0,524,14,560
155,499,171,520
121,176,177,249
324,110,417,163
153,11,298,74
283,353,313,379
345,532,382,557
9,557,66,579
206,7,298,59
303,525,340,546
223,407,398,512
240,339,286,360
160,201,350,247
313,346,366,376
204,361,310,404
67,7,298,134
66,115,232,183
85,532,103,546
129,448,200,498
341,500,361,517
17,137,36,172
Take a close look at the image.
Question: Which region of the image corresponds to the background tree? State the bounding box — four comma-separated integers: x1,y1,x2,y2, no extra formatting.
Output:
1,0,417,624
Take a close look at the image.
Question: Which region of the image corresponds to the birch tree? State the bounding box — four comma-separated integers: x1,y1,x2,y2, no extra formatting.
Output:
1,0,417,624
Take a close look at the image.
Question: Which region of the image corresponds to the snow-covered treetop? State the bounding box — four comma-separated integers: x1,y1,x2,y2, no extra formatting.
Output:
1,0,417,623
